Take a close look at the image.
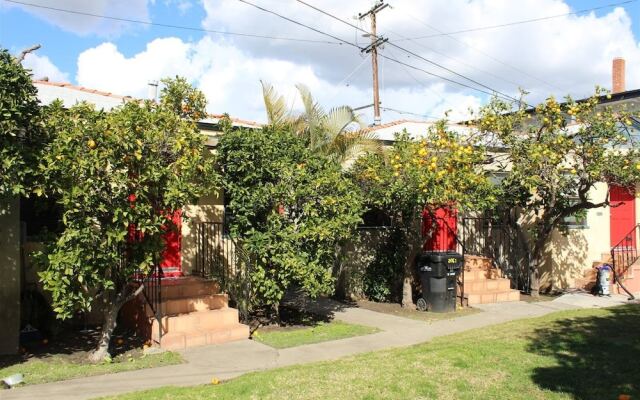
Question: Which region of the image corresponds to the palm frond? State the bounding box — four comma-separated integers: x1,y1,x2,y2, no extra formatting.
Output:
330,129,382,166
325,106,358,138
296,84,327,148
261,80,289,126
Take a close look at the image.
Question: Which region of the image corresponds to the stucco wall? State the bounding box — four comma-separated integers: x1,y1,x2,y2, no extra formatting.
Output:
181,190,225,275
0,198,21,354
543,182,636,291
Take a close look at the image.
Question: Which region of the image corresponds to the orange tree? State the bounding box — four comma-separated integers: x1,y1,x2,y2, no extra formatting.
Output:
476,90,640,296
350,124,495,308
0,48,46,200
36,78,216,361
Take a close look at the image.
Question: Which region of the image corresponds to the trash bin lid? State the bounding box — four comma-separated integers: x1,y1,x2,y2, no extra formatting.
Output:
420,251,463,263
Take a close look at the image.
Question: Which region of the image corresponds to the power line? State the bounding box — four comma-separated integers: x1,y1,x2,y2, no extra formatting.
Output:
294,0,520,103
384,47,445,103
398,0,638,39
381,107,441,120
236,0,356,46
379,24,527,92
394,6,562,92
3,0,343,45
240,0,516,102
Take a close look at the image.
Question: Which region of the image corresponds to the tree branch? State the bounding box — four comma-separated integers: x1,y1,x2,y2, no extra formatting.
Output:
15,44,41,64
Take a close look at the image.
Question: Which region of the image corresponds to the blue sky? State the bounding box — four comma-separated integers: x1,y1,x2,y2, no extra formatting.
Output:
1,0,640,123
1,1,207,79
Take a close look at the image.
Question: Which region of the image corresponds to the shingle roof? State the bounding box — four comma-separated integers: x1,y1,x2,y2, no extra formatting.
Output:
34,80,133,100
361,119,430,132
33,80,263,128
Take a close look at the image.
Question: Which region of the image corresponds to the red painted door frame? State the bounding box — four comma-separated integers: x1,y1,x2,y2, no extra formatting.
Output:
422,206,458,251
160,209,183,277
610,184,636,249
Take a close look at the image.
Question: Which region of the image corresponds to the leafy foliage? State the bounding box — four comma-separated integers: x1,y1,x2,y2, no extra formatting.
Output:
476,90,640,293
0,48,45,199
350,124,496,305
217,124,363,310
352,125,495,219
36,78,217,321
362,228,407,303
261,82,380,164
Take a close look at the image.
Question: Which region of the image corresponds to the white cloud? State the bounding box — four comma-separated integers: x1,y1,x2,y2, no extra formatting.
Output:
22,53,69,82
76,36,481,123
5,0,152,37
200,0,640,102
74,0,640,123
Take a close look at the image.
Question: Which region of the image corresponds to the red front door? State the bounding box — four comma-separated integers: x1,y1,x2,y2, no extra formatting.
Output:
422,207,458,251
610,185,636,248
160,209,183,277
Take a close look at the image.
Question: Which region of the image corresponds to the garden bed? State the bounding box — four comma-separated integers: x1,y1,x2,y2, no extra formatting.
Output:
355,299,481,322
0,326,183,386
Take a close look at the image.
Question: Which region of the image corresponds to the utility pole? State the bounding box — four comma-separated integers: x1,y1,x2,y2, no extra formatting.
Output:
359,1,388,125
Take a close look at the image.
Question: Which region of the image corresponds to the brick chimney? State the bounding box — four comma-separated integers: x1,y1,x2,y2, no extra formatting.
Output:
612,57,626,94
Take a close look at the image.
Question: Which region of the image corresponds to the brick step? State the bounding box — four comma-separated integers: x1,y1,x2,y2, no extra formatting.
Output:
467,289,521,305
157,278,221,299
463,269,502,282
158,323,250,350
464,255,493,271
464,278,511,293
152,307,240,336
162,293,228,315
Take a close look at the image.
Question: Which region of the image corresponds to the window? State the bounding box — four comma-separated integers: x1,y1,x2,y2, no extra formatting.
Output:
359,208,392,229
488,171,508,186
562,199,588,228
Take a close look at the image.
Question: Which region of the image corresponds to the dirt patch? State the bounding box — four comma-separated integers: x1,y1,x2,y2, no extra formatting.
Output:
247,305,333,335
0,324,149,369
519,293,560,303
355,299,481,322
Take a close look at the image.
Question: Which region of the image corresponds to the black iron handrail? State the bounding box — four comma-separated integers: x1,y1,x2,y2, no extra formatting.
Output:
124,237,163,345
195,221,254,320
134,263,163,344
610,223,639,300
461,216,531,293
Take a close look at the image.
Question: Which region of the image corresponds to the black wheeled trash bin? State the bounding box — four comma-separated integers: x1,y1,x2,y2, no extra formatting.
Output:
416,251,463,312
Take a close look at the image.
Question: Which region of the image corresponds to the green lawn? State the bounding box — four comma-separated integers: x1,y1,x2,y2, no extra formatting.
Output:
253,320,380,349
105,304,640,400
0,351,183,386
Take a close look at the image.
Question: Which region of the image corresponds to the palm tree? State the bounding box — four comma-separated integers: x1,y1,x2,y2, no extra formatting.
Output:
261,81,380,165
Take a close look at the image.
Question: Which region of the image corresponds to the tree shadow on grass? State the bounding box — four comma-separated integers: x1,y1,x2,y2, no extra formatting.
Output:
527,304,640,400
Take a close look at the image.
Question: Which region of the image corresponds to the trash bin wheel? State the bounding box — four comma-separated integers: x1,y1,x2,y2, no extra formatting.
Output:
416,298,428,312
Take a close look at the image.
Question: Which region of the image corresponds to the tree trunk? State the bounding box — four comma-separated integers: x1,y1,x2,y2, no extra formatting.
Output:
401,243,421,309
528,227,550,298
529,253,540,298
89,296,120,363
88,284,143,363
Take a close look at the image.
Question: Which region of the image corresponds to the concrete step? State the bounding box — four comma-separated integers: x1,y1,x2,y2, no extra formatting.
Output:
158,323,250,350
162,293,228,315
465,278,511,293
152,308,239,337
615,274,640,294
466,289,521,305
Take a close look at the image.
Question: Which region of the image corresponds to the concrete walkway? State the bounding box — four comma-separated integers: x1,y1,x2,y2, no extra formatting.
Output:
2,292,635,400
